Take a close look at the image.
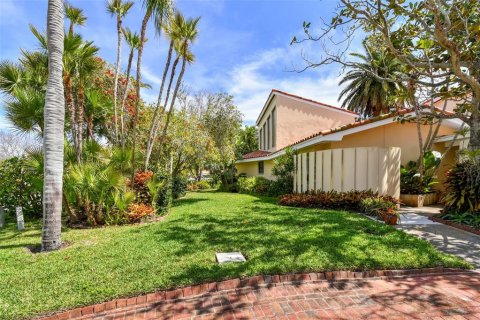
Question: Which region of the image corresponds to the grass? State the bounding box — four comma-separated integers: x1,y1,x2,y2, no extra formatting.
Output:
0,191,471,319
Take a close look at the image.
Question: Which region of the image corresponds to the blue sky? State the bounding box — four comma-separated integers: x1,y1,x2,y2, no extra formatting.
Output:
0,0,363,129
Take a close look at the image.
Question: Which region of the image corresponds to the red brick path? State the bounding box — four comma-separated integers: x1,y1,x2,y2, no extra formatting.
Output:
44,272,480,320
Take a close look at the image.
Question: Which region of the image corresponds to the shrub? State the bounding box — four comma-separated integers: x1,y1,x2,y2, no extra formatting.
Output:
187,180,212,191
360,197,398,219
237,177,272,196
127,203,155,222
279,190,399,212
400,151,440,194
172,176,188,199
155,177,173,214
442,159,480,214
0,157,43,219
270,147,296,196
131,171,154,204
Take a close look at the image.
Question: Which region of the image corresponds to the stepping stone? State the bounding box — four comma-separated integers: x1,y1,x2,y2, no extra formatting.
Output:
216,252,246,264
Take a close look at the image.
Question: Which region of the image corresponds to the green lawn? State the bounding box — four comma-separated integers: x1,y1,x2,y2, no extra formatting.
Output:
0,192,470,319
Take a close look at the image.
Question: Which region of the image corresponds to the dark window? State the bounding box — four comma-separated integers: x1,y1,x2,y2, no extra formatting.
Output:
259,128,263,150
258,161,264,174
266,116,270,149
272,108,276,148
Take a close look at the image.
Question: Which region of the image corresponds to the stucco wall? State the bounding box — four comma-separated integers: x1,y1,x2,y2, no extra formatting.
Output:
235,160,275,180
272,95,357,151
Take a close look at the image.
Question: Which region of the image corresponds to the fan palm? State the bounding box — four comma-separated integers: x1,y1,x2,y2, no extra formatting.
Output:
106,0,134,144
119,27,141,149
64,2,87,35
42,0,65,252
144,11,184,168
338,44,405,117
131,0,172,178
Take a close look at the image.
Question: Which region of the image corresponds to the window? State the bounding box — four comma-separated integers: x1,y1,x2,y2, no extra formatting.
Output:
259,128,263,150
266,115,270,149
263,123,266,150
258,161,264,174
272,108,276,148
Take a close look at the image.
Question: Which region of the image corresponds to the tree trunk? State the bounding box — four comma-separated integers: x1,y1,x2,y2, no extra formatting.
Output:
120,48,134,150
131,10,150,179
144,40,174,170
159,55,187,149
42,0,64,252
112,15,122,145
87,115,94,140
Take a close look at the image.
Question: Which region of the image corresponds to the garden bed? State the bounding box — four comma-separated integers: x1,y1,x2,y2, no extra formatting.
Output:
431,214,480,236
0,192,471,320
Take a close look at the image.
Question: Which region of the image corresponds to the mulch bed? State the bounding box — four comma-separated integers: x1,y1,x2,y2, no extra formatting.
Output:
430,214,480,236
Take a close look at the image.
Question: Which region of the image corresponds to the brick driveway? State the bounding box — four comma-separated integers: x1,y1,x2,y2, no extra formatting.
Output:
56,272,480,320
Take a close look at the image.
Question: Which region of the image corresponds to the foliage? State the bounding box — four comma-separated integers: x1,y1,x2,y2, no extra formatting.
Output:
131,170,154,204
270,147,296,196
279,190,400,212
187,179,211,191
0,157,43,218
155,177,172,214
442,159,480,215
440,212,480,230
127,203,155,223
400,151,441,194
172,175,188,199
360,197,399,220
237,176,272,196
235,125,258,159
0,192,470,320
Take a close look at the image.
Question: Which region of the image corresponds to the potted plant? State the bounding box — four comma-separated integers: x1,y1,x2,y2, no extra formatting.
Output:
400,151,440,207
361,197,400,225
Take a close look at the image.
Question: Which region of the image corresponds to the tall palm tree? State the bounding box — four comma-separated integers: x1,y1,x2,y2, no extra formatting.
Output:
338,44,405,117
157,16,199,155
144,11,183,169
64,2,86,35
119,28,141,149
107,0,134,144
131,0,172,178
42,0,65,252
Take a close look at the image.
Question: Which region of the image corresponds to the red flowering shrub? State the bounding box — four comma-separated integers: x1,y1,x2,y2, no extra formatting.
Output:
278,190,399,211
127,203,155,222
131,171,154,204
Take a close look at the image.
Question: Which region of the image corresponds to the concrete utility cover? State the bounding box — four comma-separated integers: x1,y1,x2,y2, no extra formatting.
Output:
216,252,246,264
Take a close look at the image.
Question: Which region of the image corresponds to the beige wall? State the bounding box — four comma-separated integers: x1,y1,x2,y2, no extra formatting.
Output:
236,160,275,180
275,95,357,151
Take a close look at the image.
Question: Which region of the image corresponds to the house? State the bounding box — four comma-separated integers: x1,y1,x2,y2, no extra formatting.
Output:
235,89,467,197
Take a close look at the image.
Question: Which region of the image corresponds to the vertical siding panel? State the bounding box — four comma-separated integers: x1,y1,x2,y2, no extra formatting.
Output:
293,155,297,193
378,148,388,195
315,151,322,192
296,154,302,193
332,149,342,191
322,150,332,191
388,147,401,198
343,148,355,192
355,147,368,190
301,153,307,193
308,152,315,191
367,147,379,192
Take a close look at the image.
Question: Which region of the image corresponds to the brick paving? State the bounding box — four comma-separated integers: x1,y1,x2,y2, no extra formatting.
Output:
43,271,480,320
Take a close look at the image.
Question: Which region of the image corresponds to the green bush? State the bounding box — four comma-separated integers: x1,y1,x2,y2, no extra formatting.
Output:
442,159,480,215
172,176,188,199
187,180,212,191
279,190,399,212
237,177,272,196
361,197,398,219
270,148,296,196
0,157,43,219
400,151,440,194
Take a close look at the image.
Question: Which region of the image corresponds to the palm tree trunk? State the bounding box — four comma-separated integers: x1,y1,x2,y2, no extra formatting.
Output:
42,0,65,252
158,55,186,151
120,48,134,150
144,39,174,170
112,15,122,145
131,10,150,179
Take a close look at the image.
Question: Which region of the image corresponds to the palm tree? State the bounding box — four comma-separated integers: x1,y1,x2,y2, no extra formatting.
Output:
107,0,134,144
119,28,141,149
338,44,405,117
131,0,172,178
42,0,65,252
64,2,86,35
144,11,183,169
157,16,199,155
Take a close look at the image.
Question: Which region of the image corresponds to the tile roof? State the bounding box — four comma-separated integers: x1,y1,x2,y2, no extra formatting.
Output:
242,150,271,159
